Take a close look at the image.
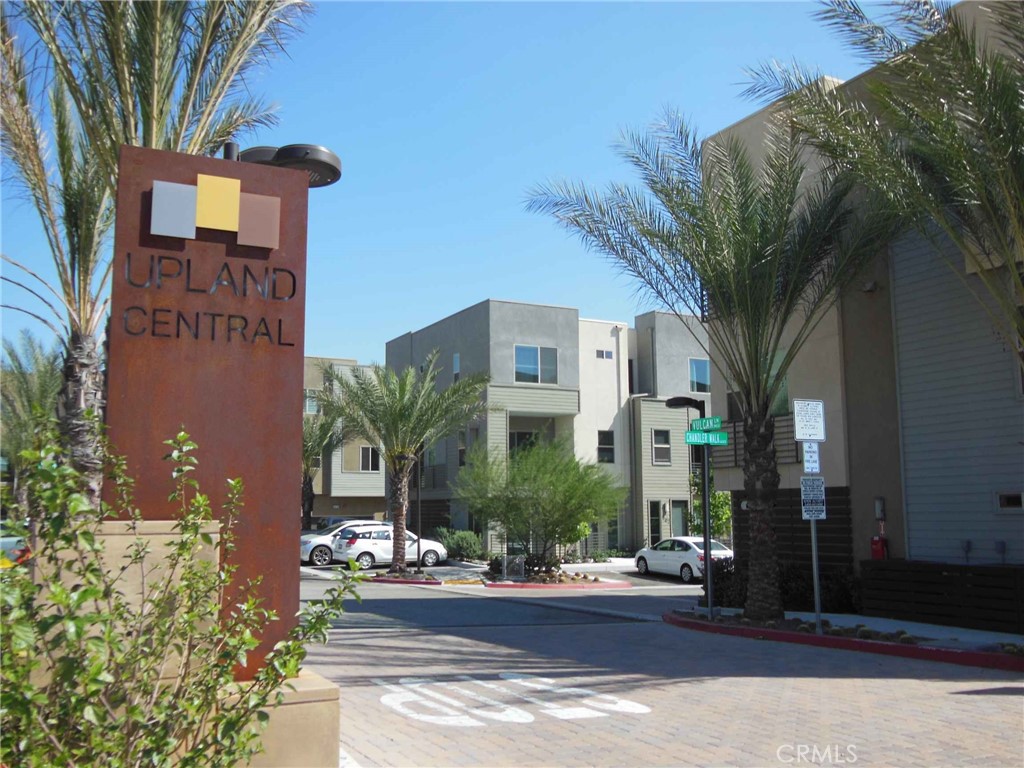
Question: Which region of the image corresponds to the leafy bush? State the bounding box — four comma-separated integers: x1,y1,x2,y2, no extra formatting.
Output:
0,430,359,767
431,528,483,561
706,558,861,613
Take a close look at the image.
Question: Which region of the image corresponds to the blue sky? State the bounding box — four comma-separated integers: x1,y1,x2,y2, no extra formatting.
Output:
1,2,868,365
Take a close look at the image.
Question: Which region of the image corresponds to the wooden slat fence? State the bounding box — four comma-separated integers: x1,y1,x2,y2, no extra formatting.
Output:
860,560,1024,634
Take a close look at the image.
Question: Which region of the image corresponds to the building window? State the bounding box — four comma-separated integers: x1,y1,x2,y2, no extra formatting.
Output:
652,429,671,465
597,431,615,463
514,345,557,384
689,358,710,393
509,431,538,453
453,352,460,383
596,349,613,360
303,389,320,415
998,493,1023,510
648,501,662,545
458,431,467,467
360,446,380,472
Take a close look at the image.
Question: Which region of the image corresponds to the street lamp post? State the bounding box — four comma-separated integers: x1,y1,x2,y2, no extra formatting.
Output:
414,448,423,574
666,396,715,617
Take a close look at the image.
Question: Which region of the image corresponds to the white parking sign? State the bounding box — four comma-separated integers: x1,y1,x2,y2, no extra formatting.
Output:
793,399,826,442
800,476,827,521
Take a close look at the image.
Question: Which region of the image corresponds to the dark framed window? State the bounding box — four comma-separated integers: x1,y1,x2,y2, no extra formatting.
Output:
453,352,460,383
303,389,320,415
509,431,538,453
597,431,615,463
648,501,662,544
360,446,380,472
653,429,671,465
689,358,710,393
514,345,557,384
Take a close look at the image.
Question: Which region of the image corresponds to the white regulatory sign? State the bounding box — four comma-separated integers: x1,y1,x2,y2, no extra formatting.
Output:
803,441,820,474
793,399,826,442
800,475,827,521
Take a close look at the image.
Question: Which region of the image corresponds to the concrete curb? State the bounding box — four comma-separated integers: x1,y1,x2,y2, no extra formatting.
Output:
662,612,1024,672
485,580,632,590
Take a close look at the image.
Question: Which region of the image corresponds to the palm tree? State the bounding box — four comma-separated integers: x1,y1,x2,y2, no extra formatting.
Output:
301,413,344,532
528,113,897,619
1,0,309,499
745,0,1023,372
1,331,63,501
318,352,489,573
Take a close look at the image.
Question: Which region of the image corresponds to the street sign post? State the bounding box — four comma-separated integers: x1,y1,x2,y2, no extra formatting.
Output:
685,430,729,446
800,475,826,634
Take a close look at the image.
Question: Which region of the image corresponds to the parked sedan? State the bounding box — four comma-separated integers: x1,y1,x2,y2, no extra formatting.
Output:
301,520,391,566
634,536,733,583
333,525,448,569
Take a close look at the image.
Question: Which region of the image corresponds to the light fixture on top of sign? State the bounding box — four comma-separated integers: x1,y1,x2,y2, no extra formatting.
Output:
222,141,342,188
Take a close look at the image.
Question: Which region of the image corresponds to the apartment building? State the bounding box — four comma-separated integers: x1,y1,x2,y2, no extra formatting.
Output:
704,3,1022,630
385,299,710,551
302,356,387,523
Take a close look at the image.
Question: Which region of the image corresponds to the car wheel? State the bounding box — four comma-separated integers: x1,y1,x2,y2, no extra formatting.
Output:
680,564,694,583
355,552,375,570
310,546,333,567
637,557,649,575
421,550,440,567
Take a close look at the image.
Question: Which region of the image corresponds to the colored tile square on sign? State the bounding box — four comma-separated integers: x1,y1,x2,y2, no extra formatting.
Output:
196,174,240,232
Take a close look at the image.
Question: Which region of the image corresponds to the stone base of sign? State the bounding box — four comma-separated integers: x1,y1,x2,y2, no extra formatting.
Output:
243,669,341,768
93,521,341,766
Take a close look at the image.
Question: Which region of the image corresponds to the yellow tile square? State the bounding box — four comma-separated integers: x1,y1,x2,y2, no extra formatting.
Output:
195,174,241,232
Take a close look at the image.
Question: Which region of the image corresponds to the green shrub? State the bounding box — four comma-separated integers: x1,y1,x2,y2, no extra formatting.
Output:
431,528,483,561
0,429,359,767
701,559,861,614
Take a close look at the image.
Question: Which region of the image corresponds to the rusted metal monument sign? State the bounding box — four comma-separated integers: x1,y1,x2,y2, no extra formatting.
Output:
106,146,309,677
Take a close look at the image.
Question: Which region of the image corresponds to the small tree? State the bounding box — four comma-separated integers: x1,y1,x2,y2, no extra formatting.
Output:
318,351,489,572
0,429,358,767
453,440,627,563
688,471,733,540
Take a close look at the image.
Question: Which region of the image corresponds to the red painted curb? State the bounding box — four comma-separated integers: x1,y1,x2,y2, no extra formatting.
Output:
485,580,632,590
662,613,1024,672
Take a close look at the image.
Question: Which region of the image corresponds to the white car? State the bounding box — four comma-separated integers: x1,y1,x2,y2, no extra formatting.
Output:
634,536,733,583
333,524,448,570
301,520,391,566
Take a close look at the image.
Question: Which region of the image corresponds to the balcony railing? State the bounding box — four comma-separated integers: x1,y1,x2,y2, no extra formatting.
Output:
418,464,448,490
709,414,797,469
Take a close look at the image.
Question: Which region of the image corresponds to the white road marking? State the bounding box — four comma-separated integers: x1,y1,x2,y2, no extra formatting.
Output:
374,673,650,727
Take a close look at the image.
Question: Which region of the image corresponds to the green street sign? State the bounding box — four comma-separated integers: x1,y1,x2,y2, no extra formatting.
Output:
691,416,722,431
685,430,729,446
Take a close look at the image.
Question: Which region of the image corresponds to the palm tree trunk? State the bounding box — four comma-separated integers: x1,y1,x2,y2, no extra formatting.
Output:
301,475,314,531
389,464,410,572
742,408,784,621
57,331,105,507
